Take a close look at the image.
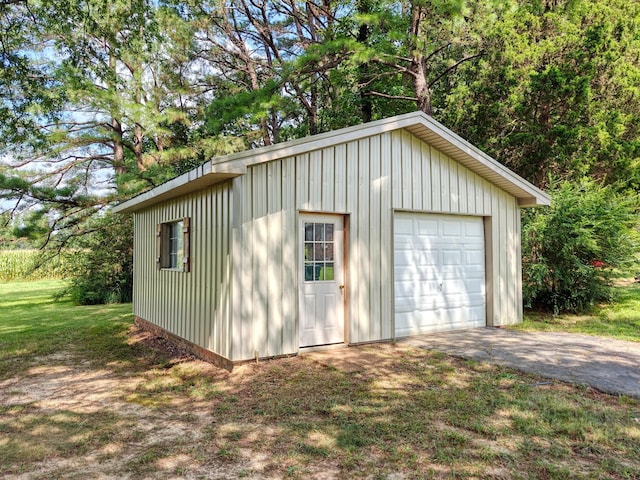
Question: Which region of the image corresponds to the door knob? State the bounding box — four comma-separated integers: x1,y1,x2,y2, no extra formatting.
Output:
339,284,345,290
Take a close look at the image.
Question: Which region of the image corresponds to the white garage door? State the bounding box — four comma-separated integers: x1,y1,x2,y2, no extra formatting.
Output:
394,212,486,337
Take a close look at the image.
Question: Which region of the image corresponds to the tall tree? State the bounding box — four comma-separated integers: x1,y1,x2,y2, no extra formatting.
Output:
174,0,498,141
436,0,640,188
0,0,207,246
336,0,498,117
169,0,353,143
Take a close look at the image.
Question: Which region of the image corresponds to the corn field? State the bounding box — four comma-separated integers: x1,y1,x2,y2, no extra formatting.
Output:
0,250,69,282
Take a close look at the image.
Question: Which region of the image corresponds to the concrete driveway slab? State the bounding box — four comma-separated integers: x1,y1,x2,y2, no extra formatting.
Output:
400,328,640,398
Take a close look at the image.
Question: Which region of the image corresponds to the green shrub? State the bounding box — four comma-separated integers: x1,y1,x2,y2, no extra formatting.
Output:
61,212,133,305
522,178,639,313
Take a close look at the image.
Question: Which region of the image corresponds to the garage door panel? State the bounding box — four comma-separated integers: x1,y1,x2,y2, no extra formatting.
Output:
459,264,484,274
417,219,439,236
394,218,414,235
416,250,439,266
465,250,484,266
460,272,485,284
442,250,462,265
441,279,468,294
395,281,441,300
395,311,442,336
465,221,484,237
393,250,414,267
464,280,485,295
395,273,441,285
394,250,437,267
394,212,486,336
442,220,462,237
398,236,437,251
440,292,485,307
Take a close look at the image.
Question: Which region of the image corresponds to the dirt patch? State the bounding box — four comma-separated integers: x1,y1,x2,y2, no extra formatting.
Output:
0,328,264,480
2,327,639,479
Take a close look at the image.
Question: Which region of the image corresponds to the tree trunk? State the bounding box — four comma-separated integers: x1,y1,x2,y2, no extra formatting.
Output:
357,0,373,123
112,118,126,175
409,4,432,116
134,124,145,171
411,60,432,116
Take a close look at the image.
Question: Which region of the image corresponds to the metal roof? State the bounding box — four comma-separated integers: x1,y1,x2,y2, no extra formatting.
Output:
113,111,550,213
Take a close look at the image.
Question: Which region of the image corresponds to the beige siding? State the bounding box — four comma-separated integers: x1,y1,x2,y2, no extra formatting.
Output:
133,182,234,359
133,128,522,362
236,129,522,357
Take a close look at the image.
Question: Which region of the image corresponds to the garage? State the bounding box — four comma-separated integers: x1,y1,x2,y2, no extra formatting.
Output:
116,111,550,364
394,212,486,337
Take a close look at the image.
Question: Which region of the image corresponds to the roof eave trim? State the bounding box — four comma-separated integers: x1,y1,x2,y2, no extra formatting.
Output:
518,194,551,207
112,110,550,213
410,115,550,208
112,162,245,213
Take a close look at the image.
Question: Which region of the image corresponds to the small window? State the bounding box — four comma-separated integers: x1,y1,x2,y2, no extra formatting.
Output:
304,222,335,282
157,218,190,271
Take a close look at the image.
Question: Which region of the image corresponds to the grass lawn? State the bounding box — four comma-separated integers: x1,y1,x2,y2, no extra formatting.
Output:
0,280,134,380
513,281,640,342
1,280,639,479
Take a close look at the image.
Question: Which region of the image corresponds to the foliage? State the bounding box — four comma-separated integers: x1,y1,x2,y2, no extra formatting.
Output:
522,178,639,313
2,0,640,305
0,249,68,281
438,0,640,189
0,0,213,244
61,213,134,305
0,210,51,249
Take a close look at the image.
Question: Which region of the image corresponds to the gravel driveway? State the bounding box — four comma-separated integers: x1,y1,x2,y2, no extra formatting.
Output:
400,328,640,398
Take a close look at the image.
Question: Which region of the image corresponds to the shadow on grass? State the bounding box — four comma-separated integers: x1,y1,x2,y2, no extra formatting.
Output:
121,345,640,479
2,340,639,479
0,404,132,472
2,280,640,478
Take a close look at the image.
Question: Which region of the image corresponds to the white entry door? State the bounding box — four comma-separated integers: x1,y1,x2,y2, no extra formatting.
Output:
394,212,486,336
299,214,345,347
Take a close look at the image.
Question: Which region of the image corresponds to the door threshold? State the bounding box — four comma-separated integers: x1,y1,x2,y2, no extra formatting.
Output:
299,343,347,353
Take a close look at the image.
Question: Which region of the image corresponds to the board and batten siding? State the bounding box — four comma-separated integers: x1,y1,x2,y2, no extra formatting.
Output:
233,129,522,361
133,182,234,360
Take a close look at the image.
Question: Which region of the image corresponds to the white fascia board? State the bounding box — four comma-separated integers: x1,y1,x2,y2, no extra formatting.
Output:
209,111,550,206
113,111,550,213
112,161,246,213
409,115,551,206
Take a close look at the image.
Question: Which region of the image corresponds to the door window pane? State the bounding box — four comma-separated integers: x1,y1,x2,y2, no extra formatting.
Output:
325,224,334,241
305,263,315,281
305,242,314,261
305,223,314,242
325,243,334,261
303,222,336,282
324,263,334,280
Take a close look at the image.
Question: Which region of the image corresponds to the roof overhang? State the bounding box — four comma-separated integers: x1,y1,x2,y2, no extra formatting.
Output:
113,111,549,213
112,163,246,214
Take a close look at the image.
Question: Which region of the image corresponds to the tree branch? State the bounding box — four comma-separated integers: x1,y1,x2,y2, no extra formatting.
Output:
367,91,417,102
428,52,484,89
